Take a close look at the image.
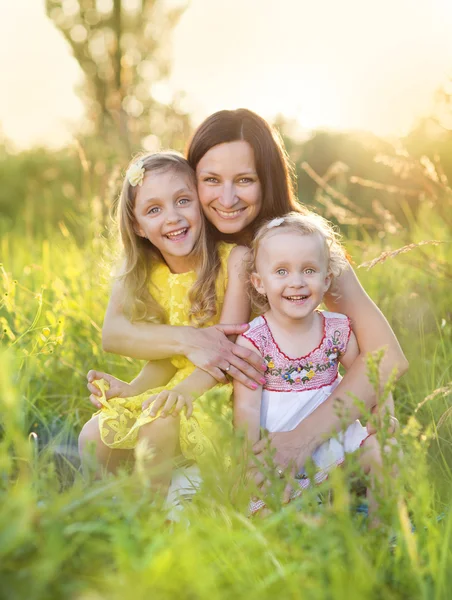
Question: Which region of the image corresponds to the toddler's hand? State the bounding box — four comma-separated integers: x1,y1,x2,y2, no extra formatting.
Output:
142,389,193,419
87,370,135,409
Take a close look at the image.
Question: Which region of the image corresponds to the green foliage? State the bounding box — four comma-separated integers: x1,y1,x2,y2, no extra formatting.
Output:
1,143,452,599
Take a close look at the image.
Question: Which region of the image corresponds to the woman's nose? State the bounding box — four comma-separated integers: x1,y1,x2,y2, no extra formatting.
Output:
218,182,238,209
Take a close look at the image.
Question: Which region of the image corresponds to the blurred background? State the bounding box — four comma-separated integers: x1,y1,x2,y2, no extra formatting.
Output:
1,0,452,239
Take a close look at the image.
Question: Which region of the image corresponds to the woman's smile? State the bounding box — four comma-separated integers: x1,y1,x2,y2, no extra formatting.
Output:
196,140,262,234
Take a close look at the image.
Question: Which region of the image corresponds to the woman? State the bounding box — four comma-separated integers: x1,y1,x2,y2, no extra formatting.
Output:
91,108,408,475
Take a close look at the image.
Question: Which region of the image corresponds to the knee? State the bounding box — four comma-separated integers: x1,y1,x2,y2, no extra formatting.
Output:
78,418,101,455
360,434,382,472
139,416,180,447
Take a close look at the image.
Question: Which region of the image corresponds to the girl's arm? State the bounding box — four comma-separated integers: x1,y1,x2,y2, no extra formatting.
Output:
255,266,408,471
87,359,176,408
129,360,177,395
233,335,263,445
144,246,253,414
101,278,266,388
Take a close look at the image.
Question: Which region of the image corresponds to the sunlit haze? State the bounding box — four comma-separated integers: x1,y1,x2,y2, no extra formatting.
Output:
1,0,452,149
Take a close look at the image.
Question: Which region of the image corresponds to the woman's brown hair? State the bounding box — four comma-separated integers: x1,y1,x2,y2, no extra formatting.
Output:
187,109,307,236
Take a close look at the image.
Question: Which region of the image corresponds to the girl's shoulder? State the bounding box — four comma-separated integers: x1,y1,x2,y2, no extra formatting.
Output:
218,242,249,263
218,242,250,280
320,310,350,322
320,310,351,341
240,315,267,353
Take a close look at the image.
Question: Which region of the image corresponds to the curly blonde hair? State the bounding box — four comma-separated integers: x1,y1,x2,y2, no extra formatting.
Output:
246,212,349,315
116,151,221,325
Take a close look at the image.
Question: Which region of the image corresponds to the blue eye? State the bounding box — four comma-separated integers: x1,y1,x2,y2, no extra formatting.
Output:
147,206,160,215
276,268,287,276
177,198,190,205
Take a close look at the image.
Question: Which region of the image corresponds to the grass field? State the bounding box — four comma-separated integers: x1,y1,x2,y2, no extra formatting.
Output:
1,156,451,599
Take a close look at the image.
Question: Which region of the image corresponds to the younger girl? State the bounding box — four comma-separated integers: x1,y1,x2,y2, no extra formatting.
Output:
78,151,252,486
233,212,396,516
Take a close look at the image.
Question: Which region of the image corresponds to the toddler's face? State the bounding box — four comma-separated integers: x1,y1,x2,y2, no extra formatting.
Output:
133,169,202,273
251,231,332,321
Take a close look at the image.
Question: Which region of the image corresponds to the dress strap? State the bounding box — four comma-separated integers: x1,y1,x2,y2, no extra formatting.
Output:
241,316,268,355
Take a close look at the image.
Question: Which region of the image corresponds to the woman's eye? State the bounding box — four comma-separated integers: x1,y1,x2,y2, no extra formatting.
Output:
204,177,218,183
239,177,253,184
276,269,287,276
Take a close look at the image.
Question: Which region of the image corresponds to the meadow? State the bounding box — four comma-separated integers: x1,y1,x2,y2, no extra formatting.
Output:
0,142,451,599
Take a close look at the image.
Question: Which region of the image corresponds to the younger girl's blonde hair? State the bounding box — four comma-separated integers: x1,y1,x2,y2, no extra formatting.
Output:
247,211,349,315
117,151,221,325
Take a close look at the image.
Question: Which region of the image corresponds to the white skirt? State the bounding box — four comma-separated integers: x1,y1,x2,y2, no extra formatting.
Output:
261,377,368,472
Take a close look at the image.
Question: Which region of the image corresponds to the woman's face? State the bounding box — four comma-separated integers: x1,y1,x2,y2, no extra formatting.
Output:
196,140,262,235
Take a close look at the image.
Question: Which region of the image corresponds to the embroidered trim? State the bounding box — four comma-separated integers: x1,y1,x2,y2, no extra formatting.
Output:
262,312,327,361
243,313,350,393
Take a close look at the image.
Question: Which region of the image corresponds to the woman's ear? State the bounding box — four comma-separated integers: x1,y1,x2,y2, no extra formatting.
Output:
250,272,266,296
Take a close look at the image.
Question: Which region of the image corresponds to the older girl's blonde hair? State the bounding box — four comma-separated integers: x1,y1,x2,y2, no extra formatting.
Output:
247,211,349,314
117,151,221,325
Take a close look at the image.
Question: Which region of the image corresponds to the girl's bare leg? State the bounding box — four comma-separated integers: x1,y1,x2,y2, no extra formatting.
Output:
136,416,180,494
78,416,133,477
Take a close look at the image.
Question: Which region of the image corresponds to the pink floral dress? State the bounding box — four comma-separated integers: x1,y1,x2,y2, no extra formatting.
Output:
243,311,368,514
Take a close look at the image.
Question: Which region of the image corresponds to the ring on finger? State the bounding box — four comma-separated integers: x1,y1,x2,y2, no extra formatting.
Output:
223,364,231,372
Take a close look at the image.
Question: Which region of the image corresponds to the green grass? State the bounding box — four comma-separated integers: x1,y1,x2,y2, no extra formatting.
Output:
1,189,451,599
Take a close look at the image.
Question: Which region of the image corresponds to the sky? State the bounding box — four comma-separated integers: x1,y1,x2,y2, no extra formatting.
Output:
1,0,452,149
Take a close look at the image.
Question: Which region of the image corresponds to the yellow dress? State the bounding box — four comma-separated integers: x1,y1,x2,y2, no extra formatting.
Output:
96,242,234,462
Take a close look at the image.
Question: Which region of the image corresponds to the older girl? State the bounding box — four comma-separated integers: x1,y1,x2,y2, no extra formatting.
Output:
80,151,251,482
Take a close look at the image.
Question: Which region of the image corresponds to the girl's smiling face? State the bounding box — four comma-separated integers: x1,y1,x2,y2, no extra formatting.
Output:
133,169,202,273
251,231,332,322
196,141,262,236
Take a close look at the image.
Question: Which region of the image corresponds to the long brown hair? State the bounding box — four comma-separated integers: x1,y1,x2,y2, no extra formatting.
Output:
117,151,220,325
187,109,307,238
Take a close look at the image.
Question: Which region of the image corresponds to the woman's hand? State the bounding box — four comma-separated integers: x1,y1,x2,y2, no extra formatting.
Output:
184,324,267,390
366,405,399,435
142,389,193,419
87,370,137,409
252,428,313,503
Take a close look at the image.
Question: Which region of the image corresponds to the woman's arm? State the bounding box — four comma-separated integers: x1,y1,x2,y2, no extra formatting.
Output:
102,276,266,388
255,266,408,472
327,265,408,378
